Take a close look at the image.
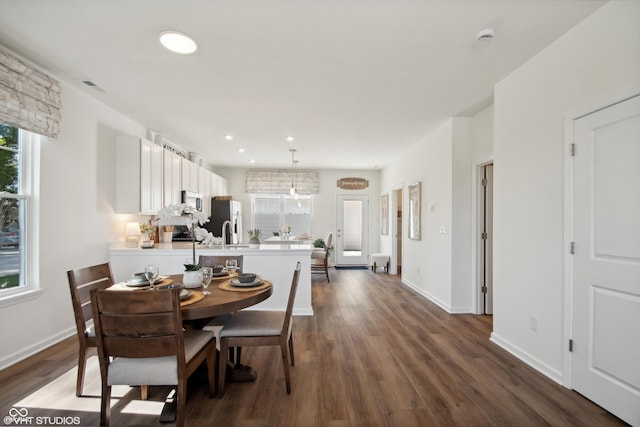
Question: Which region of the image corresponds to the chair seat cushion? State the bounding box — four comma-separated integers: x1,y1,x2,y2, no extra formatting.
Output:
108,356,178,385
220,311,284,338
107,330,214,386
310,250,326,259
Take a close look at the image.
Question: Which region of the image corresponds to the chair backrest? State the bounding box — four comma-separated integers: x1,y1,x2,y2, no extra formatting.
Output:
67,263,116,341
199,255,243,272
283,262,302,336
324,231,333,249
91,288,185,363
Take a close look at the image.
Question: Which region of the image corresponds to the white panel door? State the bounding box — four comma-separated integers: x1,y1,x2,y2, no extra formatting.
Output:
572,94,640,426
335,194,369,266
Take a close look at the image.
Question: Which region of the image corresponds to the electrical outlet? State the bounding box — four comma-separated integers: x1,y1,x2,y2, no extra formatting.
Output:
530,316,538,332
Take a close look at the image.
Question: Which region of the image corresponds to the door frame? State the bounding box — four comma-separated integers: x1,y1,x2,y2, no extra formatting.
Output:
335,194,370,266
562,86,640,387
476,161,494,315
391,184,403,275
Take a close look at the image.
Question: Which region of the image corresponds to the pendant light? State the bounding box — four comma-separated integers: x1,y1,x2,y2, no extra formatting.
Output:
289,149,297,196
293,160,299,200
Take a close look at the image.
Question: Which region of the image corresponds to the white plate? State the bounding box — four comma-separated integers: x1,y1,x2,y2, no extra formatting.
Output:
182,282,201,289
230,277,264,288
180,289,192,300
125,275,167,287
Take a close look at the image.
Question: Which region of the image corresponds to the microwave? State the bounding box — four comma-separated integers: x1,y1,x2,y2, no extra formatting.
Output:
181,190,202,211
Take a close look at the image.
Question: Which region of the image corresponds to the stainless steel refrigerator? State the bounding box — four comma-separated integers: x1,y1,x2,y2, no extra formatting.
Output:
206,200,242,244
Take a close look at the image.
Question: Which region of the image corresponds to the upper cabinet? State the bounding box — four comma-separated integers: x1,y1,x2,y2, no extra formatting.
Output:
181,158,199,193
163,150,182,206
116,136,164,214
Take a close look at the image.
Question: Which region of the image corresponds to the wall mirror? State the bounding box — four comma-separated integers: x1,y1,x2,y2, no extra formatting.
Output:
380,194,389,235
408,182,421,240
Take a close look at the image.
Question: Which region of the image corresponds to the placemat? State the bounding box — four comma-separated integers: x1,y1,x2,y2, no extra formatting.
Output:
211,271,238,281
180,290,205,306
109,277,173,291
218,280,271,292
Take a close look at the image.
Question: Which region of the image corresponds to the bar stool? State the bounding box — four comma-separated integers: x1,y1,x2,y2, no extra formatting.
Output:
370,253,390,273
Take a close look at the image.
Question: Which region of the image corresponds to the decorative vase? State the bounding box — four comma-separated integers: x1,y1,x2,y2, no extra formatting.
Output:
162,231,173,243
249,237,261,248
183,270,200,286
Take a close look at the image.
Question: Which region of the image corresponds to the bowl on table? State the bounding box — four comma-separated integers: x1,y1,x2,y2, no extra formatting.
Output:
212,265,225,274
237,273,257,283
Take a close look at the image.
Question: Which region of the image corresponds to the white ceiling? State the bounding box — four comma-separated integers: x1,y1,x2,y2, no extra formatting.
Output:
0,0,606,170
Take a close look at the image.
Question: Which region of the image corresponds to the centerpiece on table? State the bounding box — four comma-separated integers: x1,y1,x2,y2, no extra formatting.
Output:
247,228,262,248
157,203,214,285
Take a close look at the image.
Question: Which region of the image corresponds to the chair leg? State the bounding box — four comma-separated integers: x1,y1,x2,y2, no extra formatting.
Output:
75,344,87,397
140,385,148,400
100,384,111,426
288,335,295,367
280,342,291,394
207,344,216,398
218,339,228,398
324,261,330,282
176,381,186,427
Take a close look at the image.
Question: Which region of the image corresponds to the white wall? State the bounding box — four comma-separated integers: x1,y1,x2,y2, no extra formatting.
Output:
381,120,455,310
217,167,381,265
491,0,640,381
0,80,146,368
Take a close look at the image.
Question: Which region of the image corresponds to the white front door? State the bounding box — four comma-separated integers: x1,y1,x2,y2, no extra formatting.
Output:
572,94,640,426
335,194,369,266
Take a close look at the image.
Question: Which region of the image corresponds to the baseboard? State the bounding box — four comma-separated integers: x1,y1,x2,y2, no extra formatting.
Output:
401,279,452,313
0,327,75,371
490,332,564,385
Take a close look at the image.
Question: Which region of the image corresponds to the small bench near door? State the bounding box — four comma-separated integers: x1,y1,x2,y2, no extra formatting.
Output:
370,253,390,274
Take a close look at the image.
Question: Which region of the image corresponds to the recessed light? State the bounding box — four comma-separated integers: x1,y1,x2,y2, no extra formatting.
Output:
224,134,233,140
286,136,295,142
159,31,198,54
238,148,245,153
249,159,256,164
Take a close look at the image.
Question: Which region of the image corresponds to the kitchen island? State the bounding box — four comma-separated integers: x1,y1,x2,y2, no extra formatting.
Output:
108,242,314,316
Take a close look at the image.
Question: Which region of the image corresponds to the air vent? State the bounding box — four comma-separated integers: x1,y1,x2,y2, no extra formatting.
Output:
81,80,105,92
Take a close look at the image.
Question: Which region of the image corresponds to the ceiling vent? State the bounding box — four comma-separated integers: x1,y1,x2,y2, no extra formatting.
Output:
81,80,105,92
475,28,495,43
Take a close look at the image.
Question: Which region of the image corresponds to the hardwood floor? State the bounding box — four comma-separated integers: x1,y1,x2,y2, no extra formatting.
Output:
0,269,627,426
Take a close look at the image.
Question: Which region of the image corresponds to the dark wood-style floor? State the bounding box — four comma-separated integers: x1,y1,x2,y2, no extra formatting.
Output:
0,269,627,426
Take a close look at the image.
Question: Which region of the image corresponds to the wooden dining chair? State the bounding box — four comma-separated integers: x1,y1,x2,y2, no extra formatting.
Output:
311,232,332,282
66,262,116,397
91,287,216,427
217,262,301,397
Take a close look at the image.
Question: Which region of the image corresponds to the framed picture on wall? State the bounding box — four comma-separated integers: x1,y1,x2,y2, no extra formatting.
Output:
408,182,421,240
381,193,389,235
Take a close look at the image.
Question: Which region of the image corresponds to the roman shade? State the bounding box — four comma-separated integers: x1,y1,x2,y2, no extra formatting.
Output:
0,45,61,138
246,170,319,194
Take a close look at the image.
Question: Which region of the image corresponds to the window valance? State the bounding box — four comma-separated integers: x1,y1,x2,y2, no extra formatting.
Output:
246,170,319,194
0,45,61,138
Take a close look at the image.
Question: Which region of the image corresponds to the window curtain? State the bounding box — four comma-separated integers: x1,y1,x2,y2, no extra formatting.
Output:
246,170,319,194
0,45,61,138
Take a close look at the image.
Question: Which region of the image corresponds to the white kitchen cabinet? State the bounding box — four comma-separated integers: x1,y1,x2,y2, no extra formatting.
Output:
217,175,228,195
181,158,199,193
116,136,164,214
163,150,182,206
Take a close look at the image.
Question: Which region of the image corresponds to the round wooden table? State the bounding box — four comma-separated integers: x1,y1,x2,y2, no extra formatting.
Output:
167,274,273,321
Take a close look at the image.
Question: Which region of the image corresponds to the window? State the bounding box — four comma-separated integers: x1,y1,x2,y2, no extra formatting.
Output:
0,123,37,302
251,194,312,237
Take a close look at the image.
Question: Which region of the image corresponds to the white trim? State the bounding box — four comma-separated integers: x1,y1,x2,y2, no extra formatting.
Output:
401,278,473,314
490,332,564,385
0,327,74,371
561,86,640,388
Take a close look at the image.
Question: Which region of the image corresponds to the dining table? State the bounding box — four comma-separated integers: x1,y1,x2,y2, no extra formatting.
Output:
111,271,273,422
